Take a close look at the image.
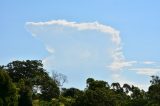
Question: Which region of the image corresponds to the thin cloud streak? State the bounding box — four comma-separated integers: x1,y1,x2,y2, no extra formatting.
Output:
143,61,156,65
130,68,160,76
46,45,55,54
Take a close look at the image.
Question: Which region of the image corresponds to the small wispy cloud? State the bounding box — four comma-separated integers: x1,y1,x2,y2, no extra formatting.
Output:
130,68,160,76
143,61,156,65
109,61,136,71
46,45,55,54
108,47,137,71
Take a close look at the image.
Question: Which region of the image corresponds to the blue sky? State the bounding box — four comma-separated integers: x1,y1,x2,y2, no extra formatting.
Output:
1,0,160,90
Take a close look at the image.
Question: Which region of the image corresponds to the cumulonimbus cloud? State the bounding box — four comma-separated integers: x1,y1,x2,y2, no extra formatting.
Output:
25,20,160,89
26,20,134,72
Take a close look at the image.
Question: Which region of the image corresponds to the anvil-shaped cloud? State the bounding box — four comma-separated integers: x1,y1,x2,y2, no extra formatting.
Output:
26,20,154,89
26,20,134,71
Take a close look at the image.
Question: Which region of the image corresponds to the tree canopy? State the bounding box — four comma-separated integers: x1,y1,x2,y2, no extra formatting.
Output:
0,69,18,106
0,60,160,106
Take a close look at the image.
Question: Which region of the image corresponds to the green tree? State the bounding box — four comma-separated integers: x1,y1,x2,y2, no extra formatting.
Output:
150,75,160,85
17,79,32,106
86,78,110,90
62,87,83,99
73,78,116,106
148,76,160,105
40,79,60,101
4,60,60,101
5,60,48,85
0,69,18,106
125,85,148,106
123,83,131,94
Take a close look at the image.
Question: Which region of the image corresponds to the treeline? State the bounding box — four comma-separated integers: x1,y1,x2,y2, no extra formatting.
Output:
0,60,160,106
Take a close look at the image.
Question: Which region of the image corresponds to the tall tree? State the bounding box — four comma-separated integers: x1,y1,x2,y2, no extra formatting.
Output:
5,60,48,84
123,83,131,94
111,82,121,90
86,78,109,90
40,79,60,101
4,60,60,101
148,76,160,105
62,87,83,98
0,69,18,106
18,79,32,106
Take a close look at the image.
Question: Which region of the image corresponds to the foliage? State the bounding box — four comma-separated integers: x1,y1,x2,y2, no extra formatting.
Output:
5,60,44,83
18,79,33,106
40,79,60,101
59,96,75,106
62,88,83,98
0,69,18,106
32,99,60,106
148,76,160,105
4,60,60,101
1,60,160,106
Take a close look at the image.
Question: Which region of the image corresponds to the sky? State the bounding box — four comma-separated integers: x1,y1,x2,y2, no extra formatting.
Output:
1,0,160,90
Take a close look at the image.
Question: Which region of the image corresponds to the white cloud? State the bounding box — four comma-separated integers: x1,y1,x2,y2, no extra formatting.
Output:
46,45,55,54
108,47,137,71
26,20,128,71
26,20,121,46
42,55,55,70
130,68,160,76
109,61,136,71
26,19,159,89
143,61,155,65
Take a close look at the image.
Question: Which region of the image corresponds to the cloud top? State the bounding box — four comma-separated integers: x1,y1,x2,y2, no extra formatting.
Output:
26,20,121,46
